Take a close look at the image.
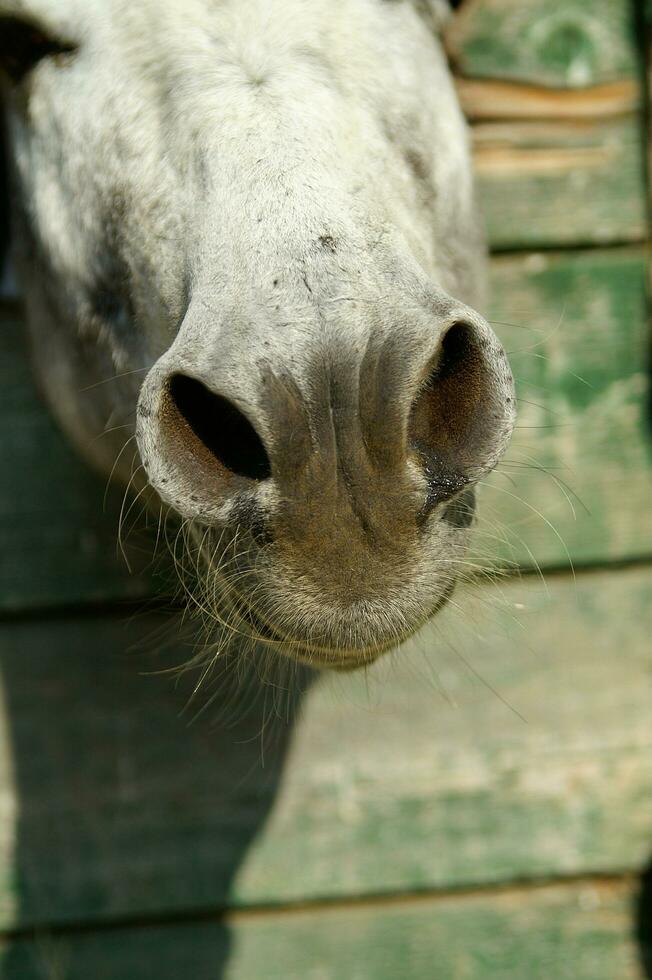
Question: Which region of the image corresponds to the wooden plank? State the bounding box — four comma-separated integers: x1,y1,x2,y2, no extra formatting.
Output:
0,878,646,979
0,303,158,612
1,244,649,612
481,247,652,570
446,0,638,89
457,78,640,120
474,114,646,248
645,0,652,219
0,566,649,929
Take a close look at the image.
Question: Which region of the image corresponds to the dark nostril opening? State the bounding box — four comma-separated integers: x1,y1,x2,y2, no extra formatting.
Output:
438,320,476,378
167,374,272,481
409,321,497,514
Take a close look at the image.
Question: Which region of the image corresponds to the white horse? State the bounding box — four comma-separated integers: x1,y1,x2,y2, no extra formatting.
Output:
0,0,515,668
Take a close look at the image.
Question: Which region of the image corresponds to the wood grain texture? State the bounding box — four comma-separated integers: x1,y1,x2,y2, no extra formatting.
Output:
481,247,652,570
445,0,638,89
645,0,652,213
458,78,640,120
0,566,649,929
0,2,648,969
474,114,646,248
0,878,647,979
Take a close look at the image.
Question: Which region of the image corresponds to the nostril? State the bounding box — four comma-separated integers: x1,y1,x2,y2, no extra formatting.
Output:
409,320,504,512
167,374,272,481
438,320,476,374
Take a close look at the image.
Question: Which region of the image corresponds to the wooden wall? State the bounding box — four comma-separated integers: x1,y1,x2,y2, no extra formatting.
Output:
0,1,650,976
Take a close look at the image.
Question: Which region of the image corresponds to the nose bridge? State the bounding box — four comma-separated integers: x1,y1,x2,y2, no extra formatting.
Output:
270,323,424,490
307,344,367,478
253,345,375,498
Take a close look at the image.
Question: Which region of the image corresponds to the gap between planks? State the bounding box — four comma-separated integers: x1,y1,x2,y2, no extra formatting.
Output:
0,871,640,943
1,557,652,627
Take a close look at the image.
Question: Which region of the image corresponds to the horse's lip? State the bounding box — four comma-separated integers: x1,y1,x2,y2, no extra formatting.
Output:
229,576,457,668
236,599,390,667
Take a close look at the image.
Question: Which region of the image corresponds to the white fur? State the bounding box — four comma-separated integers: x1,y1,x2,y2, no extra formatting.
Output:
2,0,515,664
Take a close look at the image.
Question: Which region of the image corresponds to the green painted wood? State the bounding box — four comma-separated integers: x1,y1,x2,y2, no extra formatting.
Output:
0,879,647,979
446,0,638,89
0,302,160,612
475,114,647,249
1,243,650,612
480,247,652,570
646,0,652,212
0,566,649,929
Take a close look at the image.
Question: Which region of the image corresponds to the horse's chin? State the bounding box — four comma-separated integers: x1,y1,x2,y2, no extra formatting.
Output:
238,579,458,672
285,640,396,672
235,604,385,670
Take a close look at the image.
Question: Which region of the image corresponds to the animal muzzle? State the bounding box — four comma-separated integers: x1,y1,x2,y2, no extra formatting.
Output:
135,299,515,660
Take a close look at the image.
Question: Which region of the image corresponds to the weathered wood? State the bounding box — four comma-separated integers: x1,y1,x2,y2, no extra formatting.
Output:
480,247,652,570
0,5,647,969
0,302,157,612
446,0,638,89
474,114,646,248
0,566,649,929
458,78,639,120
0,878,647,979
1,244,649,611
645,0,652,218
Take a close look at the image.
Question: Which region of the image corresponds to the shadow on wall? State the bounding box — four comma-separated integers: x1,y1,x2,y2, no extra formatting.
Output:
646,297,652,453
0,95,7,274
636,858,652,978
632,2,652,964
0,97,310,977
0,612,311,979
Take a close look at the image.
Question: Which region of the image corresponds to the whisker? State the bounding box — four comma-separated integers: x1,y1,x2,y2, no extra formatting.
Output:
103,434,137,511
478,482,575,583
79,366,151,392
